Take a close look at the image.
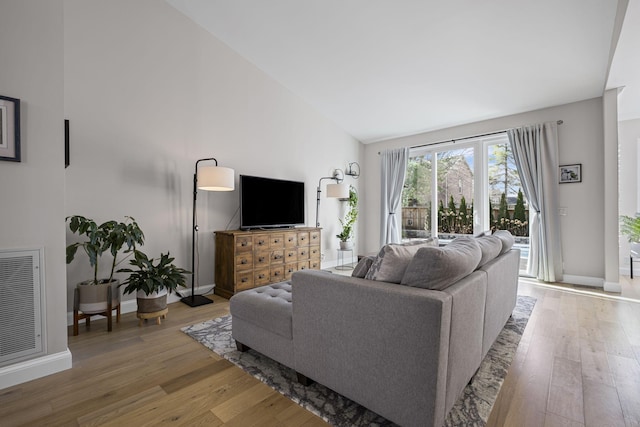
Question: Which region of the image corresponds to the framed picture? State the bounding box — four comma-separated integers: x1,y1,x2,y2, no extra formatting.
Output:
0,95,21,162
559,163,582,183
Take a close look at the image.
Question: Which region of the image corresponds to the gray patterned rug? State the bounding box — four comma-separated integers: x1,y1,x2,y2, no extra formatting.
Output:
182,295,535,427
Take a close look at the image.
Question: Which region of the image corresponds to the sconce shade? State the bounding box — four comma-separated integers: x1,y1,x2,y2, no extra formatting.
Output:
327,183,349,199
197,166,235,191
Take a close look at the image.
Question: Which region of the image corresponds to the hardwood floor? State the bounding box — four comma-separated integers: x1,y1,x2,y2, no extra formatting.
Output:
1,277,639,426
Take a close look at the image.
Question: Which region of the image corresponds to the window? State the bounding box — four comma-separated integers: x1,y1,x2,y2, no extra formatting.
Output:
402,133,529,273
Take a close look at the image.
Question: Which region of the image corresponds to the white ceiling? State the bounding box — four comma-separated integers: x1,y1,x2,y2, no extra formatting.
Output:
166,0,633,143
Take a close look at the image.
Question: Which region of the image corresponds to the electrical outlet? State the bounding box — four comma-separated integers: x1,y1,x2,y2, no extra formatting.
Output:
321,252,325,260
559,207,568,216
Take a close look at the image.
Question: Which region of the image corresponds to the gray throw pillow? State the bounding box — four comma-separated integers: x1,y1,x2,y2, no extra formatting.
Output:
493,230,515,254
365,238,438,283
475,235,502,267
351,256,375,278
400,237,482,290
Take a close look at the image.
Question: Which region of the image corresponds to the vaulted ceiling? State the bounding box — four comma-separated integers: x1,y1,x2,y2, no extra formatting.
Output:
167,0,635,143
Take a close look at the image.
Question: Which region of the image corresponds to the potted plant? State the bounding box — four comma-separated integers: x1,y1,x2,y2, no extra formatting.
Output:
66,215,145,332
621,214,640,276
118,250,190,321
621,214,640,243
336,186,358,250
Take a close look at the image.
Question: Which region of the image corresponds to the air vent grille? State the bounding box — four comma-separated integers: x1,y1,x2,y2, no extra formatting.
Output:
0,249,44,366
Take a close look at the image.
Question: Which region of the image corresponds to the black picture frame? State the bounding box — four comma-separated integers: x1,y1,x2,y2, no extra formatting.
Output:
559,163,582,184
0,95,21,162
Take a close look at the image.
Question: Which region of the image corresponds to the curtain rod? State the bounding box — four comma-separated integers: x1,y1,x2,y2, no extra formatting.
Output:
378,120,563,154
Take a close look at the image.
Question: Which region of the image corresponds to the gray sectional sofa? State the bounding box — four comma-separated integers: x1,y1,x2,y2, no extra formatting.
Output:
230,231,520,427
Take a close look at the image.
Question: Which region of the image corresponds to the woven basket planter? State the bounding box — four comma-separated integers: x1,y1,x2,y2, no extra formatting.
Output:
136,289,168,314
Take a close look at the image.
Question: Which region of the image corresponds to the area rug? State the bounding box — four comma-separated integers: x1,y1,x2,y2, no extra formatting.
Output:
182,295,536,426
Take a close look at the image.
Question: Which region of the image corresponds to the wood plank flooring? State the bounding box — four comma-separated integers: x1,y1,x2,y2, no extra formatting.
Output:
0,276,639,426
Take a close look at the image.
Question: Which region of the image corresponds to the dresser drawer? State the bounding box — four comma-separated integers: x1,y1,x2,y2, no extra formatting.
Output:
270,234,284,249
297,232,310,246
255,268,270,286
310,230,321,245
298,260,310,271
235,236,253,252
270,265,285,282
236,271,254,290
235,253,253,270
253,234,270,250
309,245,321,260
284,262,297,280
310,259,321,270
284,232,298,248
255,251,270,268
297,247,310,260
271,250,285,264
285,249,298,263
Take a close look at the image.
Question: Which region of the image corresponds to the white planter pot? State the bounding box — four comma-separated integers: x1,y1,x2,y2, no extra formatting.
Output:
339,241,353,250
77,280,120,314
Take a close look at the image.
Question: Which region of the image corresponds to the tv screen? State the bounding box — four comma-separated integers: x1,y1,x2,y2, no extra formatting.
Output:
240,175,305,229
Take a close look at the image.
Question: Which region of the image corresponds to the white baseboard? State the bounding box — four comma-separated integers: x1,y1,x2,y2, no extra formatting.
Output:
619,267,631,277
561,275,605,288
0,349,72,390
604,281,622,292
66,285,216,326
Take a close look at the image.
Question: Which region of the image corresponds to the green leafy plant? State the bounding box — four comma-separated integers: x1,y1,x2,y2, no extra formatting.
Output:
336,186,358,242
118,251,190,296
66,215,145,284
620,214,640,243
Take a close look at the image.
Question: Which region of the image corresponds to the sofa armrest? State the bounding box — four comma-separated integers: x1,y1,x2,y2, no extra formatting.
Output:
291,270,452,427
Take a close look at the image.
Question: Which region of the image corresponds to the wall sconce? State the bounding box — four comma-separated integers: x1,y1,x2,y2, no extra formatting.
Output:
183,157,235,307
345,161,360,179
316,169,347,227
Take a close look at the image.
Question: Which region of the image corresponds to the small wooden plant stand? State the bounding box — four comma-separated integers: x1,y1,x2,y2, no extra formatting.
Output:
136,308,168,326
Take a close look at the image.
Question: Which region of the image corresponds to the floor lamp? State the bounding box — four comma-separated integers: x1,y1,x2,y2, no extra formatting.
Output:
181,157,235,307
316,169,349,227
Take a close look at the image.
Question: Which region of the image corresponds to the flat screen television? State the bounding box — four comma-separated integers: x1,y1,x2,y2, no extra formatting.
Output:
240,175,305,229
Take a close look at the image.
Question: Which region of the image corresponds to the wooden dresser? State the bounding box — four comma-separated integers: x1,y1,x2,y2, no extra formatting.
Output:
214,227,321,298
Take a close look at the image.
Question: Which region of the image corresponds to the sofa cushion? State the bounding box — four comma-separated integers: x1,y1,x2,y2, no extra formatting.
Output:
352,256,375,278
401,237,482,290
493,230,515,254
475,235,502,267
365,238,438,283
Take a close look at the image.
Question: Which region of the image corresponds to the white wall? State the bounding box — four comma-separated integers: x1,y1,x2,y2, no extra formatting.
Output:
0,0,70,387
619,117,640,273
363,98,606,282
64,0,362,310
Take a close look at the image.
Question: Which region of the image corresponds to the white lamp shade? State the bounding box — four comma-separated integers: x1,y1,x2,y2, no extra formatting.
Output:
197,166,235,191
326,183,349,199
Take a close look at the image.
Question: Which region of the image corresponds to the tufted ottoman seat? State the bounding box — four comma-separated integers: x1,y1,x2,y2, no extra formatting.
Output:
229,281,295,369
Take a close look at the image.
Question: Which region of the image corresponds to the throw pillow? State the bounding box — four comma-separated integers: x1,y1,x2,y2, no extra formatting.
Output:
364,237,438,283
400,237,482,290
351,256,375,278
475,234,502,267
493,230,515,254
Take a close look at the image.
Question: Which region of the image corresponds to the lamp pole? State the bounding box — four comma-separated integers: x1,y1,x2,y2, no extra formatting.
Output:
315,169,344,227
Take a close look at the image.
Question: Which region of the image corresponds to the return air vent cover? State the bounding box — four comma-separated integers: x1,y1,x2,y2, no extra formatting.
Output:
0,249,44,367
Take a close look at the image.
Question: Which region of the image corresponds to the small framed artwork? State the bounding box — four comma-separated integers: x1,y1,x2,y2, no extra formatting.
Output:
559,164,582,183
0,95,21,162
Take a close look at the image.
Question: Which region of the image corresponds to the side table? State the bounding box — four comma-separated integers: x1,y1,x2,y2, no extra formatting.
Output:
336,248,354,270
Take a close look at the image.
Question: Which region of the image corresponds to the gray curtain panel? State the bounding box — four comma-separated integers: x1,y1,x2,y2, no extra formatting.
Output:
380,147,409,246
508,122,563,282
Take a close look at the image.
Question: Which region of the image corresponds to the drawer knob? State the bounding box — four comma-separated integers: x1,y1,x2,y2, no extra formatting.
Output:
241,259,247,264
241,242,248,247
241,278,248,283
259,257,265,262
259,274,265,279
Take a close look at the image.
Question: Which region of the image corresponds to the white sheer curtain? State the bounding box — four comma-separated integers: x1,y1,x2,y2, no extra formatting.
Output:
380,148,409,246
508,122,563,282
